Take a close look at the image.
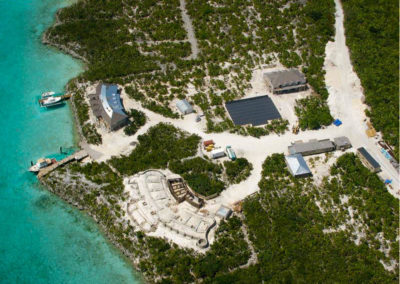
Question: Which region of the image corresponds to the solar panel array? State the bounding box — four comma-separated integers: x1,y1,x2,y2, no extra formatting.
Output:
225,95,281,126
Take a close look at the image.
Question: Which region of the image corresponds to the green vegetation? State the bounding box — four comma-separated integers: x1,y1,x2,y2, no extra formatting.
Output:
342,0,399,156
82,123,102,145
224,158,253,184
242,153,398,282
295,96,333,130
69,82,102,145
45,150,398,283
48,0,336,134
170,157,225,196
133,216,251,282
110,123,200,175
124,109,146,136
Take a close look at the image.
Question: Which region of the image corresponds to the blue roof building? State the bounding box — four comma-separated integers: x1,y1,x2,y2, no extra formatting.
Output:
285,154,312,177
93,84,129,131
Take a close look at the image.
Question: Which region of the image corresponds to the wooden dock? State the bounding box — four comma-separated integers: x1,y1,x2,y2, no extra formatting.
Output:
38,150,88,179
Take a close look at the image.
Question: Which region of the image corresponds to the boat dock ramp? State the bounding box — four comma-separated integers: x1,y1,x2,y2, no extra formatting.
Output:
38,150,88,179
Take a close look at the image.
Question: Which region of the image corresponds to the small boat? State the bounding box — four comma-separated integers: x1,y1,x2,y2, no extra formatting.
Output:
29,158,56,173
41,91,55,98
40,96,64,107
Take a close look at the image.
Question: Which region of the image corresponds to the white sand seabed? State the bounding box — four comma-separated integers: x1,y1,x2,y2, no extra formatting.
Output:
81,0,398,225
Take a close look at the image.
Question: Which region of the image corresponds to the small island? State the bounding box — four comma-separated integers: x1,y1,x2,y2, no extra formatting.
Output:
40,0,399,282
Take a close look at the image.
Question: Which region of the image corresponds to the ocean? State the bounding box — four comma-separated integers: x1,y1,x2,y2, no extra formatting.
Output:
0,0,140,283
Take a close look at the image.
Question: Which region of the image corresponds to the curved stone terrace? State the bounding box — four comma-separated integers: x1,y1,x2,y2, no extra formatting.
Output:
123,170,216,249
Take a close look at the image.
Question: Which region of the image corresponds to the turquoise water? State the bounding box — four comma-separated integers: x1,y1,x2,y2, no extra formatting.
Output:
0,0,141,283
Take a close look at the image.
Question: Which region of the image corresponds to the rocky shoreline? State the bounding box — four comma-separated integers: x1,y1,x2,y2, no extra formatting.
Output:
41,13,89,65
40,168,148,282
40,12,149,282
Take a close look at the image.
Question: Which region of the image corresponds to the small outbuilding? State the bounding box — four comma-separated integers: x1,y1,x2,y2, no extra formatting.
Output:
176,99,194,115
334,136,352,150
264,69,307,94
216,205,232,219
211,148,225,159
285,154,312,177
357,147,381,173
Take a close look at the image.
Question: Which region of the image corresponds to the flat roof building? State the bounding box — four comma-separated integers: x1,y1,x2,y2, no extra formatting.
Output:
90,84,129,131
285,154,312,177
357,147,381,173
225,95,281,126
216,205,232,219
288,139,335,156
176,99,194,115
264,69,307,94
334,136,352,150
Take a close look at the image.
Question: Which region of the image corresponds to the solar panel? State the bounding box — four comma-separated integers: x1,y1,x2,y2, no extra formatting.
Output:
225,95,281,126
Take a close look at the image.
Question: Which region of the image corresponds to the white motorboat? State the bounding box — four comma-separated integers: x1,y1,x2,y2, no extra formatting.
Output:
29,158,56,173
40,96,64,107
41,91,55,98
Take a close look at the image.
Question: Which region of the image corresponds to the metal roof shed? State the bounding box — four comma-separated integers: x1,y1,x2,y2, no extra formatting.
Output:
357,147,381,172
176,99,194,115
285,154,312,177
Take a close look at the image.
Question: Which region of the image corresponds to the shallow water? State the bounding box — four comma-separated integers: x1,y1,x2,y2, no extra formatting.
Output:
0,0,140,282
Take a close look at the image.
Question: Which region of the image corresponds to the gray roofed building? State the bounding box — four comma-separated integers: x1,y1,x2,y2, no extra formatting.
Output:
285,154,312,177
225,95,281,126
288,139,335,156
264,69,307,94
176,99,194,115
334,136,352,150
357,147,381,173
90,84,129,131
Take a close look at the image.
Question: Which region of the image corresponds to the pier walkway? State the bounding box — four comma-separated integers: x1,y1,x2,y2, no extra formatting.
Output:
38,150,88,179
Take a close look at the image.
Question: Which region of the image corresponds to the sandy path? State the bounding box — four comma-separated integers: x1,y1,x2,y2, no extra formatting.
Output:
84,0,398,208
324,0,399,195
179,0,199,59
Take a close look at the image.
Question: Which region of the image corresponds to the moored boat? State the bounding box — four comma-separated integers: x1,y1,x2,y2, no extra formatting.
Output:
41,91,55,98
29,158,57,173
40,96,64,107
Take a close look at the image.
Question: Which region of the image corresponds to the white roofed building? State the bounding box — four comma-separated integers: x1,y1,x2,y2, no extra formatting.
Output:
176,99,194,115
285,154,312,177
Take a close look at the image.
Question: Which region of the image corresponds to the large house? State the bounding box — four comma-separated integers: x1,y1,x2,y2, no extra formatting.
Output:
288,139,335,156
89,84,129,131
264,69,307,94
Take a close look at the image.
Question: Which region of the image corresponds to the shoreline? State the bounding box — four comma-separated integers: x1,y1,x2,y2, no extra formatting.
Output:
37,1,399,282
38,176,145,282
39,3,146,283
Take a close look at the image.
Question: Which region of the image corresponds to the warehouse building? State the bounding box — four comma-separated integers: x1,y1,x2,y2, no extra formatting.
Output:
285,154,312,177
334,136,352,150
90,84,129,131
264,69,307,94
176,99,194,115
357,147,381,173
225,95,281,126
288,139,335,156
